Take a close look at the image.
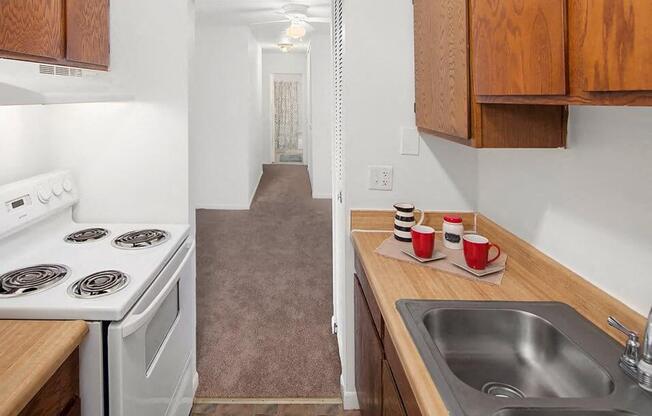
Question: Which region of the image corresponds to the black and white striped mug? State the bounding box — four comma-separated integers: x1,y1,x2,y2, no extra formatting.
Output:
393,203,425,242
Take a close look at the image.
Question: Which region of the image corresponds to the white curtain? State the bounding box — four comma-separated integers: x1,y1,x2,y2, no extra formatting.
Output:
273,80,300,151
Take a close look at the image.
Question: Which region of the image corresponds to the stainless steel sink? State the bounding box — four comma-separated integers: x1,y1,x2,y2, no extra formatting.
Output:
397,301,652,416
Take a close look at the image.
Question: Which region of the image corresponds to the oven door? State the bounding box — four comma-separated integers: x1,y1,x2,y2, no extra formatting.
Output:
107,240,196,416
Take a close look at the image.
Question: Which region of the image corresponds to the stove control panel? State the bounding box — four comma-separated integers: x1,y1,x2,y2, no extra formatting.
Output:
6,194,32,212
0,171,79,239
52,181,63,197
37,185,52,203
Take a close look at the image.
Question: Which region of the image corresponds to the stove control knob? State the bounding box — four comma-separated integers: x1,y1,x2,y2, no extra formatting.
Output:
37,186,52,203
63,179,73,193
52,182,63,197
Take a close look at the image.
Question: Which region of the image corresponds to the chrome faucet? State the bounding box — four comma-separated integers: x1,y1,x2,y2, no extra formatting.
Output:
608,308,652,392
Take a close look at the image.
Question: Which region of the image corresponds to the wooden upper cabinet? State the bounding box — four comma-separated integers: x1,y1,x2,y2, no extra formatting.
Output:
413,0,567,148
471,0,567,96
576,0,652,92
414,0,470,140
66,0,110,68
0,0,65,60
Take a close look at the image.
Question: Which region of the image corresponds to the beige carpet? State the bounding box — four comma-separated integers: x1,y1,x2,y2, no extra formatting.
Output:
196,164,341,398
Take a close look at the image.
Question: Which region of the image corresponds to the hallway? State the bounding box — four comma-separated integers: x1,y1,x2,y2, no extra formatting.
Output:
195,164,340,399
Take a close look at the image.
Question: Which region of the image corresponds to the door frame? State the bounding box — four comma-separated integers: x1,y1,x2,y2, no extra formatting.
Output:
270,72,307,165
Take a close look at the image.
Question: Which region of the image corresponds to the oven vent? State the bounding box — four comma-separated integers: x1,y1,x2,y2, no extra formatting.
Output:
39,64,83,77
38,64,55,75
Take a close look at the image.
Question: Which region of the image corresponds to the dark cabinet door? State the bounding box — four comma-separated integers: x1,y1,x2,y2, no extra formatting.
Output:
355,278,383,416
471,0,567,96
66,0,110,67
0,0,65,60
414,0,470,139
575,0,652,92
382,361,407,416
19,349,79,416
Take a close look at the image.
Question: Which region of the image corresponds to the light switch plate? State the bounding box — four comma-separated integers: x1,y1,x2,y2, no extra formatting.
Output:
368,165,393,191
400,127,420,155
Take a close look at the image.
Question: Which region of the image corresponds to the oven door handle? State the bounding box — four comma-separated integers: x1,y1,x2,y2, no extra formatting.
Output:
121,241,195,338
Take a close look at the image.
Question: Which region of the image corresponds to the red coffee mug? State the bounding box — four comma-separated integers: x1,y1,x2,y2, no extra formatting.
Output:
463,234,501,270
411,225,435,258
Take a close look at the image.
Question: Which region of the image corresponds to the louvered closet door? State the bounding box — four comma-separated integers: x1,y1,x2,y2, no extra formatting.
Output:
332,0,345,329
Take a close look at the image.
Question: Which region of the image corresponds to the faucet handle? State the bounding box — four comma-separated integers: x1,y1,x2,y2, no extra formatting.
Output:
609,316,639,340
609,316,640,368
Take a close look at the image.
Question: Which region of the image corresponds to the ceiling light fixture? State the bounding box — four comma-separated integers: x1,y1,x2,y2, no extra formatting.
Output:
286,22,306,39
278,42,294,53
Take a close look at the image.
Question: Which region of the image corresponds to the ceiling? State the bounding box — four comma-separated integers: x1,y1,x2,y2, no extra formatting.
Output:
196,0,331,52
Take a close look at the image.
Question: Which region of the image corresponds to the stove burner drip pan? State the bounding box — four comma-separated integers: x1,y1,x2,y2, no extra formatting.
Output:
112,229,169,249
65,228,110,243
0,265,69,297
68,270,129,299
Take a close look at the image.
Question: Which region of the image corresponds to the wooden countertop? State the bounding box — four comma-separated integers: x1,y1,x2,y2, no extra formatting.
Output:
0,320,87,416
352,213,646,416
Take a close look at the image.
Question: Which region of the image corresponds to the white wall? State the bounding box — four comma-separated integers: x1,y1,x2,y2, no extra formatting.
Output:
478,106,652,315
308,34,333,199
338,0,478,407
249,36,264,200
191,24,263,210
0,106,52,184
339,0,652,409
0,0,194,224
261,51,307,164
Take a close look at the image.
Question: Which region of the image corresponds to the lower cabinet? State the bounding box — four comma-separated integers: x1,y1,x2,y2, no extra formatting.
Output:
355,264,422,416
355,277,383,416
19,349,81,416
382,361,407,416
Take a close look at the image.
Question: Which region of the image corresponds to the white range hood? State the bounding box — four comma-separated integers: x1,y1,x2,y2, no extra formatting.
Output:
0,58,133,105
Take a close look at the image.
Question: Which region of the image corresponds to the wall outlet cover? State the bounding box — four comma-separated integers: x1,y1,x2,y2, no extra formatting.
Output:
400,127,420,156
368,165,393,191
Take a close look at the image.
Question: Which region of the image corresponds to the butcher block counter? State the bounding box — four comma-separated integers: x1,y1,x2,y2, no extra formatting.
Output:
351,211,646,416
0,320,87,416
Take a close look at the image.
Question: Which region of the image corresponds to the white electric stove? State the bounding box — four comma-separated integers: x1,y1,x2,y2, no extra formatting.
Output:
0,171,197,416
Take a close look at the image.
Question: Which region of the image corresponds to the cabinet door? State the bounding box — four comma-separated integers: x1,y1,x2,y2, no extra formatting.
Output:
382,361,407,416
66,0,110,67
0,0,64,59
384,333,422,416
577,0,652,92
355,278,383,416
414,0,469,139
19,350,79,416
471,0,567,96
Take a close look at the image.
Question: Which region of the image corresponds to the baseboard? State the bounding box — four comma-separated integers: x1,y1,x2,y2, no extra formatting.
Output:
194,203,251,211
248,169,264,208
312,192,332,199
340,375,359,410
194,171,263,212
341,390,359,410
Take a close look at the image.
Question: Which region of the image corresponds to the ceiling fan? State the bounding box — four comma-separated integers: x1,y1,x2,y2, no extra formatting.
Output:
251,3,331,39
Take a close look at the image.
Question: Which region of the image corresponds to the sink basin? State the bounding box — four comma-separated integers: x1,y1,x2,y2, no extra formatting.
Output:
424,308,613,398
397,301,652,416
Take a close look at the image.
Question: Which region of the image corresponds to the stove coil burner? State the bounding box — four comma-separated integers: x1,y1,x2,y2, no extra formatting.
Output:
0,265,69,297
112,229,170,250
65,228,110,243
68,270,129,299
